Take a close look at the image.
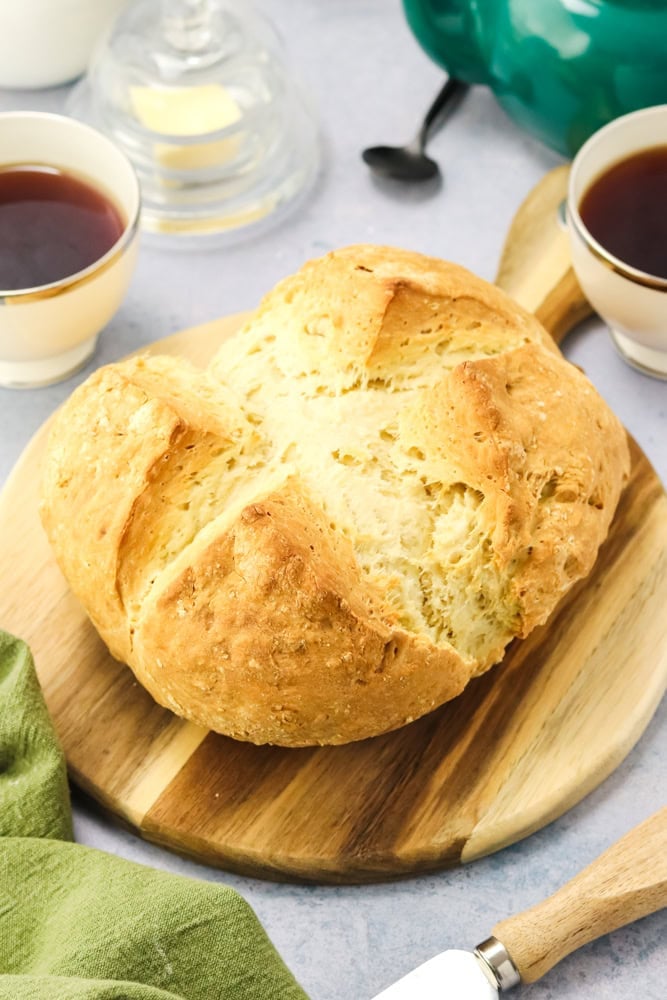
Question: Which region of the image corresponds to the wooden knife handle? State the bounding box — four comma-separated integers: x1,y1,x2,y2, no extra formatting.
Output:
495,163,592,345
492,807,667,984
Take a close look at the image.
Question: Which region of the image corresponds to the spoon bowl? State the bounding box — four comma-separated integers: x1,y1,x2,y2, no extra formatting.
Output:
362,77,466,183
362,142,439,182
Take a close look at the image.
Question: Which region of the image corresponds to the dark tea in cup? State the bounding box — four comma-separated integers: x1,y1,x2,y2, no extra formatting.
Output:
579,145,667,280
567,105,667,379
0,166,124,292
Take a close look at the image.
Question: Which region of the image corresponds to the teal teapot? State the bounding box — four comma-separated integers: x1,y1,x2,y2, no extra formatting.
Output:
403,0,667,155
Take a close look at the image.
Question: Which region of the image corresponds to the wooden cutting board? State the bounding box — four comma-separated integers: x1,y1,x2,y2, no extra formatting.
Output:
1,166,666,883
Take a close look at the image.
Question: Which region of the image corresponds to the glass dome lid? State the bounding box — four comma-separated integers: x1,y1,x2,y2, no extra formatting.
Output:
68,0,320,245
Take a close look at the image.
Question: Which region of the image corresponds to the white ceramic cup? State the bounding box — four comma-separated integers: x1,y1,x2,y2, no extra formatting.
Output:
0,112,140,388
567,105,667,379
0,0,129,89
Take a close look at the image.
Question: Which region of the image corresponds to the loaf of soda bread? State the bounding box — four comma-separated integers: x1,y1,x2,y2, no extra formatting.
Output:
40,245,630,745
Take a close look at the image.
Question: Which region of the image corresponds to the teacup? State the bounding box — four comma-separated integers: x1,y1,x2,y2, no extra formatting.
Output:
567,105,667,379
0,112,140,388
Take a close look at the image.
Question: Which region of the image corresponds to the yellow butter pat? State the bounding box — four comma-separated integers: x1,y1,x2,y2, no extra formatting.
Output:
130,84,243,171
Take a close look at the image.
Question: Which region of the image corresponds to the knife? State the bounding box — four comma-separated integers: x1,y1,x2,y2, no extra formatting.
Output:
373,806,667,998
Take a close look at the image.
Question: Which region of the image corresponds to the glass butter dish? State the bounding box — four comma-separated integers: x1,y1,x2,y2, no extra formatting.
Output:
68,0,320,245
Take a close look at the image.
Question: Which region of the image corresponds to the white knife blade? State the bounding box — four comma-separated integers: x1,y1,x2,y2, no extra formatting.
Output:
372,949,498,1000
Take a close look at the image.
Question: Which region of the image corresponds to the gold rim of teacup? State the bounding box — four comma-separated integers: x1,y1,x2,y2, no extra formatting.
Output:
567,204,667,293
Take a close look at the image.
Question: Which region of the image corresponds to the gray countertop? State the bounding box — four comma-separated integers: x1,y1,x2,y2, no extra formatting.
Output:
0,2,665,998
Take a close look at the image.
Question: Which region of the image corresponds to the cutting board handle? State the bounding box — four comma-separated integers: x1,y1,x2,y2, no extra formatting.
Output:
495,164,592,345
491,806,667,984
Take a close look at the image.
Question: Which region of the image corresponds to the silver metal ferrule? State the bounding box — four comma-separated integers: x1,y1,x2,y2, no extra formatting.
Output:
474,937,521,992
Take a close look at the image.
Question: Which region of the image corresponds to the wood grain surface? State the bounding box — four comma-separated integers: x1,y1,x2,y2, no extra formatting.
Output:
0,166,665,883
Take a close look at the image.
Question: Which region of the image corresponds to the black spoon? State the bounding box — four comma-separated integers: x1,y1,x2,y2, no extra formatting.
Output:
362,77,468,182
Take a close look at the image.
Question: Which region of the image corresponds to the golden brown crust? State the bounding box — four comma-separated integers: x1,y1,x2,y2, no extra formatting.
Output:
133,481,471,745
400,342,629,659
39,356,246,663
40,245,630,745
40,363,184,663
215,244,558,388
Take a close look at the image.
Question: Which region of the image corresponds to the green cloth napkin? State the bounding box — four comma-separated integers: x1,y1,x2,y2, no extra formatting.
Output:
0,631,309,1000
